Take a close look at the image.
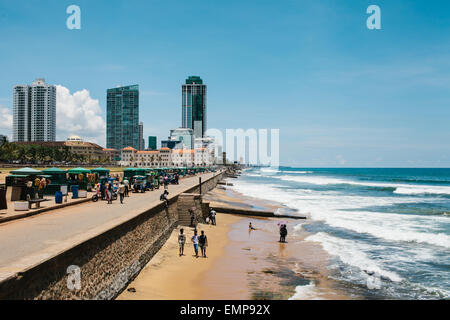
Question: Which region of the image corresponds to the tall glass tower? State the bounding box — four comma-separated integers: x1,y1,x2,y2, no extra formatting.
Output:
106,85,139,150
182,76,206,139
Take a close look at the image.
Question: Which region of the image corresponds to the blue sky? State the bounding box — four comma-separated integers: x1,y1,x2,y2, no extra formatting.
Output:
0,0,449,167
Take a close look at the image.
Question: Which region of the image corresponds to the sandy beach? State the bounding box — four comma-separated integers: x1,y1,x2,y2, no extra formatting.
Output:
117,214,243,300
118,184,351,300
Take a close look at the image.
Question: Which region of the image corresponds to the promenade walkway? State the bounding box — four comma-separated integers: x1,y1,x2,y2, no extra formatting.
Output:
0,172,216,281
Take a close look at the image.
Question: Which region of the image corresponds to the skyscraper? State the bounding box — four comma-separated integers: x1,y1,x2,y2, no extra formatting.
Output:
138,122,144,150
148,136,157,150
13,78,56,142
106,85,139,150
182,76,207,139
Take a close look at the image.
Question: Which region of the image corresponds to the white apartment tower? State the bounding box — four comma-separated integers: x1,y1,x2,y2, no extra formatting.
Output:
13,78,56,142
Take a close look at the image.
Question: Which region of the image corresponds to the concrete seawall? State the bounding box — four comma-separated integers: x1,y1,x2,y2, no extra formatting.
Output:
0,171,224,300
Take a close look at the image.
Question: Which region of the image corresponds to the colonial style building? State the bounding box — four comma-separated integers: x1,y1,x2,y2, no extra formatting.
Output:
119,146,215,168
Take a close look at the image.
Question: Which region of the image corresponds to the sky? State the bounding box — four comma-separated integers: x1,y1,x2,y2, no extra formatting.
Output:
0,0,449,167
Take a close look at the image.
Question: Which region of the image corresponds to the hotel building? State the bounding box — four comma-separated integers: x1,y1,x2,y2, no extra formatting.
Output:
13,78,56,142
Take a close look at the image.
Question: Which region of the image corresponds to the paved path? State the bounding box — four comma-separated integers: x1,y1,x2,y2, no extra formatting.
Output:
0,172,217,280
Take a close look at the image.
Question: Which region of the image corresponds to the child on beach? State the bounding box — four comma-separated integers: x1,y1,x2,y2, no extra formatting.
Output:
249,222,256,230
178,228,186,256
199,230,208,258
191,230,200,258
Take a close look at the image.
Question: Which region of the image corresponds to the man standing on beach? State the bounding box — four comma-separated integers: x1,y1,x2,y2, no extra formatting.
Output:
191,230,200,258
199,230,208,258
178,228,186,256
209,208,217,226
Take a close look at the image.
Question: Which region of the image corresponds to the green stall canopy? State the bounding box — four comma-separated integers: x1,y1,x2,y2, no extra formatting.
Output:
42,167,67,174
67,167,91,174
91,167,110,174
10,167,43,175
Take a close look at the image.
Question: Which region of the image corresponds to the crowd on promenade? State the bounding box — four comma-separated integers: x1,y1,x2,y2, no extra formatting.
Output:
91,172,183,204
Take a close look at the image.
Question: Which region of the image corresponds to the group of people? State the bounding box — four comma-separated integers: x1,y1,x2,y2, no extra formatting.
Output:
248,221,288,243
178,228,208,258
95,179,130,204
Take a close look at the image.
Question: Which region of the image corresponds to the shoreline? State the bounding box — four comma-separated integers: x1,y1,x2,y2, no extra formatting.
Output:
204,187,351,300
118,181,352,300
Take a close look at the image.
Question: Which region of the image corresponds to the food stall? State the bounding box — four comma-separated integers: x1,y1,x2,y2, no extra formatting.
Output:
6,168,44,201
66,167,91,192
91,167,110,184
41,167,68,195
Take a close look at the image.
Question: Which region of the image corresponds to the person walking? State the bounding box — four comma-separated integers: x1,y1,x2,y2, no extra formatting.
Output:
118,182,125,204
178,228,186,256
199,230,208,258
163,175,169,190
100,182,106,200
106,183,113,204
191,230,200,258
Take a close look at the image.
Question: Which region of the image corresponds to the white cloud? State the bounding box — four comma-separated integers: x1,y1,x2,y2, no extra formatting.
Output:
0,104,13,139
56,85,106,146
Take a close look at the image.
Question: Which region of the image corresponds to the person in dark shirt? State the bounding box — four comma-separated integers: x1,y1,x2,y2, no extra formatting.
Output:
279,224,288,243
199,230,208,258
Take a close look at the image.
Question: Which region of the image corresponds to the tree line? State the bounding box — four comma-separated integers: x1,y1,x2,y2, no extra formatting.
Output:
0,137,110,165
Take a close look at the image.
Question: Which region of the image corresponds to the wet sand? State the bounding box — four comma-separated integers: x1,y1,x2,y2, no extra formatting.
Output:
118,185,351,300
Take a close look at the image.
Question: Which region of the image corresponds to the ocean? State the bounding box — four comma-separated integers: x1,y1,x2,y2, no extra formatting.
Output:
230,167,450,300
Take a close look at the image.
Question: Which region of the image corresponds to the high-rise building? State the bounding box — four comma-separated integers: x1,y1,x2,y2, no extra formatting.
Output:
161,139,182,150
148,136,157,150
170,127,193,149
106,85,139,150
13,78,56,142
182,76,206,139
138,122,144,150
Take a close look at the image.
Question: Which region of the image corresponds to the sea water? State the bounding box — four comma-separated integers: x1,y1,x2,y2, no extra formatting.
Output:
231,167,450,299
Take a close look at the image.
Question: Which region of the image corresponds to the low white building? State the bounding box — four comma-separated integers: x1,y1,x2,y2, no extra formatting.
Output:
119,145,215,167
